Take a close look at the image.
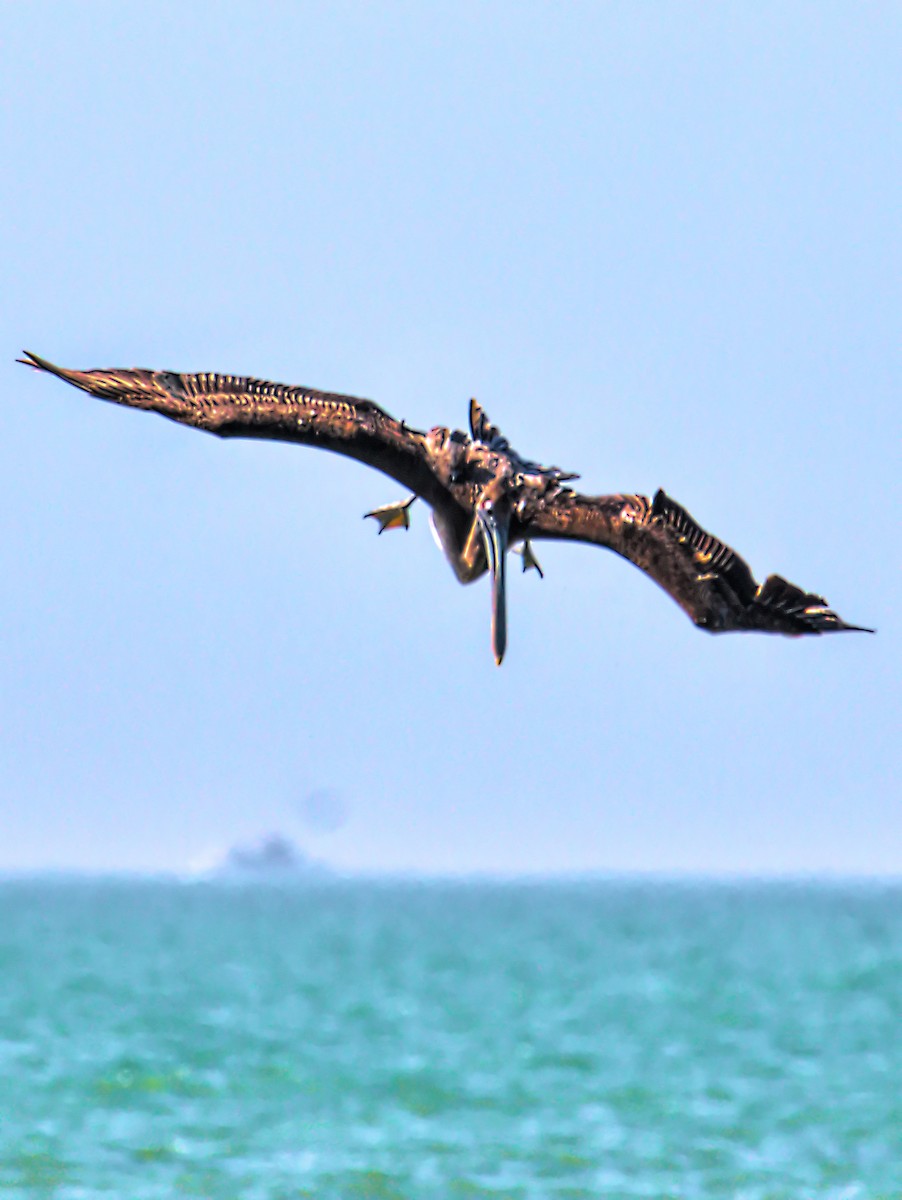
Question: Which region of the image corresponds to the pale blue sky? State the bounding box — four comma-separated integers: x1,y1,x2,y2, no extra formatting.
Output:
2,2,898,874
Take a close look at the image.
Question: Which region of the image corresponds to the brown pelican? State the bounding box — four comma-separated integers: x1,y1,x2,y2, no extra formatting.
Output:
18,352,872,664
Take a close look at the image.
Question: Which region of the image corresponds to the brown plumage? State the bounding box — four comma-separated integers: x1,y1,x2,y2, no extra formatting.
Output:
18,352,872,662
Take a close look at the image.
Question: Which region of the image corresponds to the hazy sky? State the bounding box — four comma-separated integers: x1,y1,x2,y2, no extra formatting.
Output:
2,2,898,875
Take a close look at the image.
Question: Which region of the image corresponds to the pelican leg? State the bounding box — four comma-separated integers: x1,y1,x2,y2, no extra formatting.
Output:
364,494,417,534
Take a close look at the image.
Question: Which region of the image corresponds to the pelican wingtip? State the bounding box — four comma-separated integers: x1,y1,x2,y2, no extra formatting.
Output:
17,350,69,378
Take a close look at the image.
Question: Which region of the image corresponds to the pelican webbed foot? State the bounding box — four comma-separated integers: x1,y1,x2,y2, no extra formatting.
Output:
364,495,417,534
513,540,544,579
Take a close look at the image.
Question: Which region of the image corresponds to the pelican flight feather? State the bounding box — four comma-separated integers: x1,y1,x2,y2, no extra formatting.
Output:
18,352,872,663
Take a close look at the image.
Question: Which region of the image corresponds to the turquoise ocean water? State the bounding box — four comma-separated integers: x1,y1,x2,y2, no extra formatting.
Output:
1,877,899,1199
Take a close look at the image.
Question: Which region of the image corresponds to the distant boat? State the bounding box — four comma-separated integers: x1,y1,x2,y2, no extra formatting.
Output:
219,834,327,877
19,351,873,663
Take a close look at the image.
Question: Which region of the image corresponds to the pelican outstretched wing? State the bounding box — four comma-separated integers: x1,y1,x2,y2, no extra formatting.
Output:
526,487,872,635
19,353,871,653
17,352,466,520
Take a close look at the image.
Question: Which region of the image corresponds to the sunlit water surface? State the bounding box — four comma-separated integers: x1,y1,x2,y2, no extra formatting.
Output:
1,877,900,1198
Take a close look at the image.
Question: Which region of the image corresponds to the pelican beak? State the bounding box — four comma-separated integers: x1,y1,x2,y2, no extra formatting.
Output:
477,504,510,665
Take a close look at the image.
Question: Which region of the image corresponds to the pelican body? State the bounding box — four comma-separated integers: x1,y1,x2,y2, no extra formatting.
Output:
18,352,872,662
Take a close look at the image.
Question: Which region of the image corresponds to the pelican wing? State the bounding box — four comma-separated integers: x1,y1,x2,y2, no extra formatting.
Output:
18,352,459,514
526,487,872,635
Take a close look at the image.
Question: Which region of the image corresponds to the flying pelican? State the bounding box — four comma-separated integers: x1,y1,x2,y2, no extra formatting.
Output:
18,352,872,663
